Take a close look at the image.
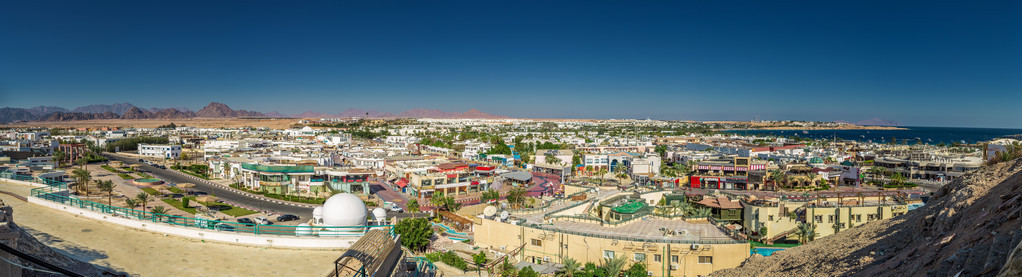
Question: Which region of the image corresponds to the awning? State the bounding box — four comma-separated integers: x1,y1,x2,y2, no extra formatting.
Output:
396,179,408,188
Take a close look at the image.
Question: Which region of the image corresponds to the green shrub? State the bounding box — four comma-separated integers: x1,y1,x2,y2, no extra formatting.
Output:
117,173,136,179
141,187,160,196
182,197,190,208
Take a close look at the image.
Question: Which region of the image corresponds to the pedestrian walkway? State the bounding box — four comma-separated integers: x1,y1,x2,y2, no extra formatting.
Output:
0,181,341,276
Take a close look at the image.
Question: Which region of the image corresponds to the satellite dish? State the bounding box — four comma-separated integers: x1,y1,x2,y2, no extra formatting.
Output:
484,206,497,217
500,211,509,220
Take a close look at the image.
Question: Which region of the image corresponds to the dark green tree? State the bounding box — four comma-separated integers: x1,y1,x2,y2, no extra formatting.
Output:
394,218,433,252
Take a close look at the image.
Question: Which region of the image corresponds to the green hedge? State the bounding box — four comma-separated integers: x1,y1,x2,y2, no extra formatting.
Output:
100,165,120,174
118,173,136,179
425,251,468,271
208,204,259,217
168,187,184,194
883,183,918,188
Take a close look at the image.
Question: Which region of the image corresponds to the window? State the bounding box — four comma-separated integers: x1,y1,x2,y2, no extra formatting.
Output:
768,215,774,221
867,214,875,221
856,214,862,222
698,256,713,264
654,254,662,263
828,215,834,223
814,215,823,223
604,250,615,259
634,253,646,262
671,255,679,263
531,239,542,246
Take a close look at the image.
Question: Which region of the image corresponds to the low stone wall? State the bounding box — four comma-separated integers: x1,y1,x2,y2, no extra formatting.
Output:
27,196,362,249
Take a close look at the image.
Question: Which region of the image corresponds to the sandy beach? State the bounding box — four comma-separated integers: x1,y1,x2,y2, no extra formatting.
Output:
0,181,342,277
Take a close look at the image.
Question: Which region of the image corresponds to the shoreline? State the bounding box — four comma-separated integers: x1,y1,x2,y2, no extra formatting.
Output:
719,126,907,131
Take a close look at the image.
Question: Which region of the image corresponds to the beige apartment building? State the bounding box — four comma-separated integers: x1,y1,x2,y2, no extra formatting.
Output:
474,218,749,277
743,197,909,241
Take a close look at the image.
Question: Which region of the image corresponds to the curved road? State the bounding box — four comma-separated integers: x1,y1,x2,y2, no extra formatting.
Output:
103,153,315,219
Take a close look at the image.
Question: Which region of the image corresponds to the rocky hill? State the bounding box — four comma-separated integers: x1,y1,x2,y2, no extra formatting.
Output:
712,159,1022,277
44,111,121,121
71,102,137,115
195,102,265,118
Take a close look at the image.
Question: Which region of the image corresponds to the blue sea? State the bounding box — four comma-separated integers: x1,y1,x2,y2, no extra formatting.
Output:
724,126,1022,144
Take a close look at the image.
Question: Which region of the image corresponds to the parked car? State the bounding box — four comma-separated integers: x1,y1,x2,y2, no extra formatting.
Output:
255,217,273,225
236,218,256,226
214,224,235,232
276,214,300,222
389,206,404,213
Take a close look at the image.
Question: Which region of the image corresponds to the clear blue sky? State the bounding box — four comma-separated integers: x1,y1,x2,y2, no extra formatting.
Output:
1,1,1020,127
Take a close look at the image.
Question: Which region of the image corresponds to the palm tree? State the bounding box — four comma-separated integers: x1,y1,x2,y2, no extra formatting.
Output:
694,207,712,218
407,199,419,218
124,198,138,210
602,256,628,277
796,222,816,244
891,172,907,185
545,154,561,166
558,257,580,277
76,157,87,170
136,192,151,211
150,206,168,221
72,168,91,196
52,150,66,168
96,180,116,206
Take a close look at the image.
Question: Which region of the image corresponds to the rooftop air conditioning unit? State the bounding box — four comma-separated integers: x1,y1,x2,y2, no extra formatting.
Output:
670,264,679,270
543,257,551,262
647,271,654,276
691,244,701,250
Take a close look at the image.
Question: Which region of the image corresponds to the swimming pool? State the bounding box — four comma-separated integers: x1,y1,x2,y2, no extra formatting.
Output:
432,222,468,236
752,247,785,256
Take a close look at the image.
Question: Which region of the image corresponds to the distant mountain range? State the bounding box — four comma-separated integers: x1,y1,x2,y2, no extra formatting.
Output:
837,118,902,126
0,102,510,123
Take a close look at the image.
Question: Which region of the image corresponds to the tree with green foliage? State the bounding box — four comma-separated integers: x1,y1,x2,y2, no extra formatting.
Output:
518,266,539,277
72,168,91,196
624,262,647,277
796,222,816,244
407,198,420,217
394,217,433,252
558,257,580,277
545,154,562,166
124,198,138,210
506,187,527,209
96,179,116,206
481,189,501,203
182,197,190,208
602,256,628,277
52,149,66,168
136,192,151,211
472,252,488,277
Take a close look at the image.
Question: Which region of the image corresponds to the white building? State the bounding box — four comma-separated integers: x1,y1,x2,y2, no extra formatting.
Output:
138,144,182,159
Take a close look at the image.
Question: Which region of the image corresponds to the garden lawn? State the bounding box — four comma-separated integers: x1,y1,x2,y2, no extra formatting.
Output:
117,173,136,179
162,197,197,214
141,187,161,196
100,165,120,174
168,187,184,194
209,204,259,217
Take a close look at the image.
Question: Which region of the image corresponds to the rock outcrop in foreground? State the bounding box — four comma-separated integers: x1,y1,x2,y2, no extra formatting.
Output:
0,200,110,276
712,159,1022,277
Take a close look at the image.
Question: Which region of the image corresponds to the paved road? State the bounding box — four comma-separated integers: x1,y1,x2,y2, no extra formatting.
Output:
104,153,314,220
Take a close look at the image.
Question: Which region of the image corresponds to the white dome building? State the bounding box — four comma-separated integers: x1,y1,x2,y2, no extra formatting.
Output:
372,207,387,224
312,206,324,225
321,193,368,228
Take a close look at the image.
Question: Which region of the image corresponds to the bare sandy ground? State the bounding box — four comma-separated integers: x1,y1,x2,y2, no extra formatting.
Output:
0,181,342,277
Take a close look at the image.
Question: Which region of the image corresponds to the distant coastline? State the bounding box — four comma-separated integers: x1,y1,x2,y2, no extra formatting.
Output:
720,126,906,131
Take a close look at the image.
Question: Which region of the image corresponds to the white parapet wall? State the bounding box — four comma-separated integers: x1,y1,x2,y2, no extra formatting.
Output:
27,196,363,249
